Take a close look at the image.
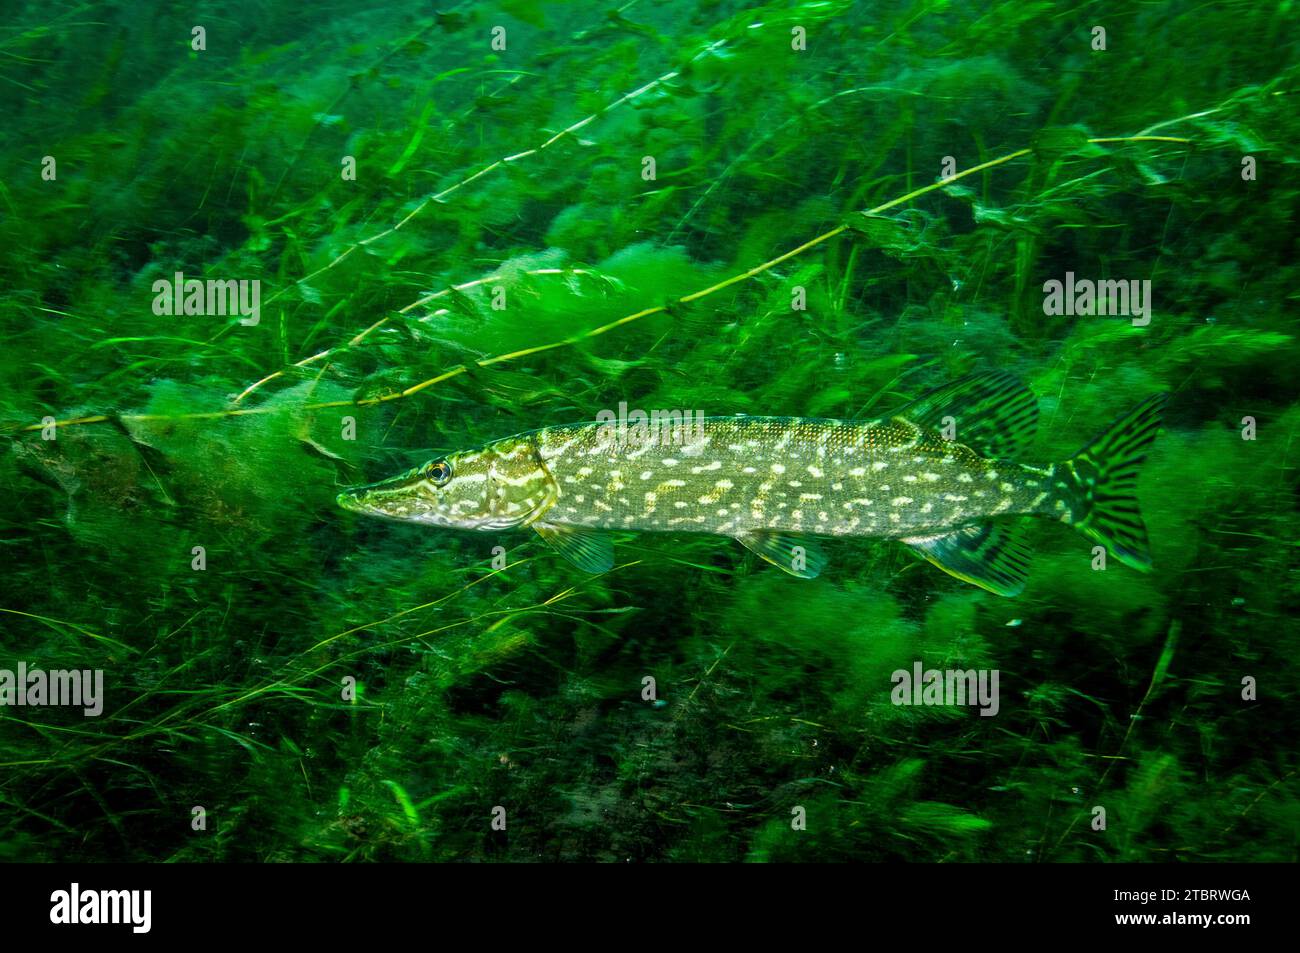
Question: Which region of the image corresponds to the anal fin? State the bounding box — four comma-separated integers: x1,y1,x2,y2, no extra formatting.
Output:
534,522,614,573
735,531,828,579
902,522,1031,597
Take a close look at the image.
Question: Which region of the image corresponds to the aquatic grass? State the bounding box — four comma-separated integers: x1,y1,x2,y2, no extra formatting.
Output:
9,131,1197,437
3,0,1299,862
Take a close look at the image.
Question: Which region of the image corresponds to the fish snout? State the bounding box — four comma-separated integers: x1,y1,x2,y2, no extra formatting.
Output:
336,474,431,522
336,487,370,514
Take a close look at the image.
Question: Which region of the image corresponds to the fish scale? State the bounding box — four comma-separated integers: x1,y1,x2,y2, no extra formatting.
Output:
338,372,1168,596
534,417,1050,538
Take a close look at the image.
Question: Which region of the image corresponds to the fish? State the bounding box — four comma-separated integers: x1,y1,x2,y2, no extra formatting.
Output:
337,372,1168,596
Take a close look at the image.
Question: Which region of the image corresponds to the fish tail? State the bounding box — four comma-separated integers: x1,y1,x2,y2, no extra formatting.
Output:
1058,392,1169,571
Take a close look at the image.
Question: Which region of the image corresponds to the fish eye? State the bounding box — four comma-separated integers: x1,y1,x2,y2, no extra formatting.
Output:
424,460,452,486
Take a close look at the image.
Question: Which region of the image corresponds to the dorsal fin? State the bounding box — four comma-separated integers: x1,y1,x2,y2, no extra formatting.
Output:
895,371,1039,459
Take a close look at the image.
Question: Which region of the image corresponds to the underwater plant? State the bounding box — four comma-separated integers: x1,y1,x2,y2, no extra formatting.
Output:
0,0,1297,866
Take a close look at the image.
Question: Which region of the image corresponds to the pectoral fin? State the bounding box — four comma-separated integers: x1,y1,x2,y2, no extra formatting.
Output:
735,531,828,579
902,522,1031,597
533,522,614,573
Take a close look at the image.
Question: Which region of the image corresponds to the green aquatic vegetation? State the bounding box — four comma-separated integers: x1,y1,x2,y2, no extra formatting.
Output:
2,0,1299,862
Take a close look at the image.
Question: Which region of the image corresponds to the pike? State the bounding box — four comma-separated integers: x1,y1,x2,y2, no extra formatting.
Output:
338,372,1168,595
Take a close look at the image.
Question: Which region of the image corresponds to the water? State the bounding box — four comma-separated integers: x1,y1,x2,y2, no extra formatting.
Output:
1,0,1297,862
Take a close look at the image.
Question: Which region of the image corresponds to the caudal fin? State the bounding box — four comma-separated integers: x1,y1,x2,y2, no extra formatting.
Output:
1060,393,1168,571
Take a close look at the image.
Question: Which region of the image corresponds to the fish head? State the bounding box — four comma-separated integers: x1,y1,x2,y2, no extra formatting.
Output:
336,436,554,531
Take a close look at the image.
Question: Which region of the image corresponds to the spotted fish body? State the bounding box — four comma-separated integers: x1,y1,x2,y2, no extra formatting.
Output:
338,373,1168,596
534,417,1049,537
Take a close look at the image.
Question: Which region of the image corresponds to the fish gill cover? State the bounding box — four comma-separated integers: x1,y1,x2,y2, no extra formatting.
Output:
0,0,1297,864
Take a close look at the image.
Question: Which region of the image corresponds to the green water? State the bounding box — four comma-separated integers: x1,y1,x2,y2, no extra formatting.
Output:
1,0,1297,862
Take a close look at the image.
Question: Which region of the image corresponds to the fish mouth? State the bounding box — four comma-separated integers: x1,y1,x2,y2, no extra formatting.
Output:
336,489,366,513
336,476,469,527
337,487,504,530
335,473,422,520
336,487,387,518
